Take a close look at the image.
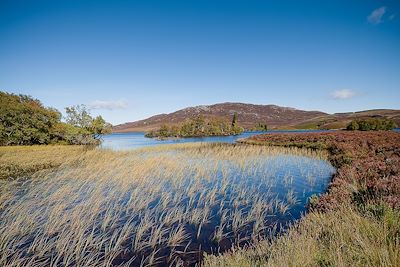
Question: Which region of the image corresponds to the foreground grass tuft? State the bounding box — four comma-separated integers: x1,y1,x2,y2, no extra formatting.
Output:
204,203,400,267
206,131,400,267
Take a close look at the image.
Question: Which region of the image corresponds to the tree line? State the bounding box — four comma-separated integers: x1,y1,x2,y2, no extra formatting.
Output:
0,91,112,145
346,118,397,131
145,114,244,138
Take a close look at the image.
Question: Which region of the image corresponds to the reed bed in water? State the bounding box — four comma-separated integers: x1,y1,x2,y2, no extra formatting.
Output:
0,143,334,266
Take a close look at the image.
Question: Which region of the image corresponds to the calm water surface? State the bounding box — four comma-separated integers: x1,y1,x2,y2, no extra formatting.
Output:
0,131,337,266
101,130,333,150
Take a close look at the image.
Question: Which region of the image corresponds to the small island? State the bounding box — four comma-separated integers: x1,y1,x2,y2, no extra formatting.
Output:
145,114,244,138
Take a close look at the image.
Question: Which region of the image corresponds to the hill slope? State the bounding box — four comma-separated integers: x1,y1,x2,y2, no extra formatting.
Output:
295,109,400,130
113,103,328,132
114,103,400,132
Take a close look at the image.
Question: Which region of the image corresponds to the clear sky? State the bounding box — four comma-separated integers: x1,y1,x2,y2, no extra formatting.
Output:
1,0,399,124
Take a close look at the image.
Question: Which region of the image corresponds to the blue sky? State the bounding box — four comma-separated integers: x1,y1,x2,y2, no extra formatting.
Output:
1,0,399,124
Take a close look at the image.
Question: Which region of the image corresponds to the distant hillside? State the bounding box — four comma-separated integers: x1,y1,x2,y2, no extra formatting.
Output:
113,103,329,132
114,103,400,132
294,109,400,130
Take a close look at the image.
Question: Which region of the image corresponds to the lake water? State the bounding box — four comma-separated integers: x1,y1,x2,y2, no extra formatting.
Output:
0,143,335,266
101,130,333,150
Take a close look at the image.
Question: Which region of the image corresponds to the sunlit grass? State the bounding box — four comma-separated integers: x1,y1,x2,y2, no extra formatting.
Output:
203,203,400,267
0,143,334,266
0,145,86,180
207,132,400,267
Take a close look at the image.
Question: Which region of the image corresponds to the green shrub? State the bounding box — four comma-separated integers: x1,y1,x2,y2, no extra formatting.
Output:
0,91,112,145
146,115,244,138
0,92,61,145
347,118,397,131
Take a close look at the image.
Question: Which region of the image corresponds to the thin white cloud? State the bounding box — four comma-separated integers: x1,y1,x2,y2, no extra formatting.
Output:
88,99,128,110
389,14,396,21
368,6,386,24
331,89,356,100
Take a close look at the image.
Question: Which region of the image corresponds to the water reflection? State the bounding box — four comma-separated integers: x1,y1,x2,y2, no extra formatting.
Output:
101,130,333,150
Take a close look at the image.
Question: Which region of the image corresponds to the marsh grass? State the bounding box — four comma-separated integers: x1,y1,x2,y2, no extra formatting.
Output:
211,132,400,267
0,143,334,266
0,145,86,180
203,203,400,267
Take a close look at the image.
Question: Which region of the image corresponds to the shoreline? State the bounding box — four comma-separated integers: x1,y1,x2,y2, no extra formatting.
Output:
238,131,400,210
204,130,400,266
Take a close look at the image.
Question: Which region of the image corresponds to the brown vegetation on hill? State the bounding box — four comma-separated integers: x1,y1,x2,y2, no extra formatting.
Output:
113,103,327,132
113,102,400,132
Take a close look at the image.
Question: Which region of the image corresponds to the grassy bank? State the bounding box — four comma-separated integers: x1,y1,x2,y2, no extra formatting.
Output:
204,204,400,267
204,131,400,266
0,145,86,180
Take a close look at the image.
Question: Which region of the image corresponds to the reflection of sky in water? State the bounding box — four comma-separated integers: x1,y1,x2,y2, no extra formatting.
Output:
3,145,335,265
101,130,334,150
32,150,334,238
102,130,400,151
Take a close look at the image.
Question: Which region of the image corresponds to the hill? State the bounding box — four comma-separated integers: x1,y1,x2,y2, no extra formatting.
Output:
113,102,400,132
294,109,400,130
113,102,325,132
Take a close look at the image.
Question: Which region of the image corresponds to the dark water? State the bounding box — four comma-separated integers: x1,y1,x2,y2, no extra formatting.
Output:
96,131,337,265
108,152,335,265
101,130,334,150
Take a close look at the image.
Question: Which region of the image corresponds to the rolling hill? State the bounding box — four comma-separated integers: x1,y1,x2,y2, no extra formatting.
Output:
113,102,400,133
113,103,327,132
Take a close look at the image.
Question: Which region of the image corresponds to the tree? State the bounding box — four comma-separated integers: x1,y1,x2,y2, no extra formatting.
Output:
145,115,243,138
158,124,170,137
346,120,359,131
358,120,372,131
384,119,397,130
90,116,112,139
50,122,85,145
0,92,61,145
347,118,397,131
254,123,268,131
65,105,112,143
192,115,206,135
232,112,238,127
0,91,112,146
65,105,93,129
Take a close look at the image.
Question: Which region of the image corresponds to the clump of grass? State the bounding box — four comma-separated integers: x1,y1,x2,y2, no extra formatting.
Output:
203,203,400,267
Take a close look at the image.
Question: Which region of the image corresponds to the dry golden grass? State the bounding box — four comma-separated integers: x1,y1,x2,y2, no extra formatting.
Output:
205,132,400,267
203,203,400,267
0,145,86,179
